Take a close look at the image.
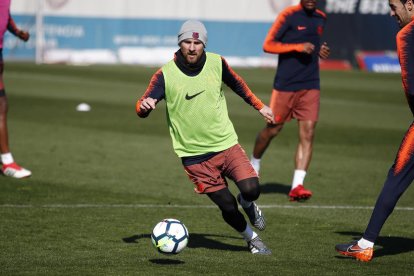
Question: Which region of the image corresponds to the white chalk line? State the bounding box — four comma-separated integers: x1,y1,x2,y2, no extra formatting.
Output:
0,204,413,211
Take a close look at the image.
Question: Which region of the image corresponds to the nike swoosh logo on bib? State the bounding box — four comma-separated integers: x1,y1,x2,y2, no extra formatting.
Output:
185,90,205,100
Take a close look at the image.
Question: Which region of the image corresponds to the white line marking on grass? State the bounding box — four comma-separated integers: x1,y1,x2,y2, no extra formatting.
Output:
1,204,414,211
261,205,414,211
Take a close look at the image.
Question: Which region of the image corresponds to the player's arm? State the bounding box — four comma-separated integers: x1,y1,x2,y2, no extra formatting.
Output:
7,14,29,42
221,57,275,124
263,11,312,54
136,69,165,118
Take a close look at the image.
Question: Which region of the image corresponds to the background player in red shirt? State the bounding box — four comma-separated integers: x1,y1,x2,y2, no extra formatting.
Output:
250,0,330,201
336,0,414,262
0,0,31,178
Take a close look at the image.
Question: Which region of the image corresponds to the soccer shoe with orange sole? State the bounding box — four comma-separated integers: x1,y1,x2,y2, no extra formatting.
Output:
335,241,373,262
2,162,32,179
288,185,312,201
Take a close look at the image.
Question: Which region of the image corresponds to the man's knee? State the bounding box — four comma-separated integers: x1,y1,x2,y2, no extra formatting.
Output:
244,190,260,202
237,177,260,202
266,123,283,138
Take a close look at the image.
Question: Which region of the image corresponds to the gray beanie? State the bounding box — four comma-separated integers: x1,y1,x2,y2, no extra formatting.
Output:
177,20,208,47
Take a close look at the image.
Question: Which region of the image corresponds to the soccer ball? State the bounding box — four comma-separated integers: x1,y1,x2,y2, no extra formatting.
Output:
151,218,189,254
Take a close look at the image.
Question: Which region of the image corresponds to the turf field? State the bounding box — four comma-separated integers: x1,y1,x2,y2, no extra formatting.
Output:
1,63,413,275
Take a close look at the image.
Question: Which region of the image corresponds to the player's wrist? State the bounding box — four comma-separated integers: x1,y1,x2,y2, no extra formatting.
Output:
256,102,265,111
297,43,306,53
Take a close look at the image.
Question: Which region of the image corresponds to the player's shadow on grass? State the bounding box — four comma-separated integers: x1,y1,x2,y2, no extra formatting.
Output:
122,234,185,265
187,233,246,251
260,182,291,195
122,233,245,252
122,233,151,243
335,231,414,259
149,259,185,265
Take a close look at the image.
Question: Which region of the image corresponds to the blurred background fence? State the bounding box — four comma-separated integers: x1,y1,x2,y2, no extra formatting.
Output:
4,0,400,72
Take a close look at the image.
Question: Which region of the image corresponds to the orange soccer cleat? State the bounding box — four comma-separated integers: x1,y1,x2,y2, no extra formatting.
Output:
335,241,373,262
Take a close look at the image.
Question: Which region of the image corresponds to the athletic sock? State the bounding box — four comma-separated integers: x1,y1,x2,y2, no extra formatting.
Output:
291,169,306,190
1,153,14,165
358,238,374,249
238,193,252,209
240,225,258,242
250,155,261,173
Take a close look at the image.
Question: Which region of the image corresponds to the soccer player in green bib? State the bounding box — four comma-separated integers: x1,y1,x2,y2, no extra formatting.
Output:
136,20,275,255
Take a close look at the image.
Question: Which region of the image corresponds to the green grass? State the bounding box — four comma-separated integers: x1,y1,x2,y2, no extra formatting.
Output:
1,63,413,275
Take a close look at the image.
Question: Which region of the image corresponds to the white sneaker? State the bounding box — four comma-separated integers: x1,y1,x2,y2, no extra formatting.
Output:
2,162,32,178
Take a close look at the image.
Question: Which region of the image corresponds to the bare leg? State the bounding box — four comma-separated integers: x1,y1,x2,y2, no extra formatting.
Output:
295,120,317,170
252,123,284,159
288,120,317,201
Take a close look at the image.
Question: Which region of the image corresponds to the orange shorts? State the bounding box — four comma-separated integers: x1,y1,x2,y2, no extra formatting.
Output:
269,89,320,123
184,144,257,194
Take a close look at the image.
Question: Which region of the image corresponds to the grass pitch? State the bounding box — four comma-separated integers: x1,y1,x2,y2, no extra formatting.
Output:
1,63,413,275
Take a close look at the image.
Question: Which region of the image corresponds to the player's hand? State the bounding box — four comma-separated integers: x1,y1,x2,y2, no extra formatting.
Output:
17,30,30,42
259,105,275,124
140,97,157,112
319,42,330,59
302,42,315,54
